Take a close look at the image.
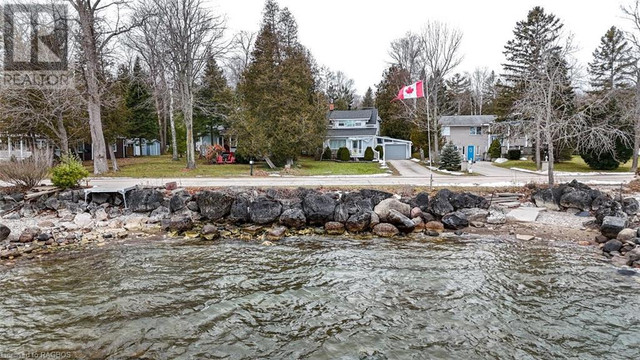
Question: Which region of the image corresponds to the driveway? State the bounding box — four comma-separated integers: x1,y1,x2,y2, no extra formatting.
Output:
388,160,433,177
470,161,528,177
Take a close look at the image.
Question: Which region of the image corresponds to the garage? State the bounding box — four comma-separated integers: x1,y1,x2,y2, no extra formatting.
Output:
385,143,410,160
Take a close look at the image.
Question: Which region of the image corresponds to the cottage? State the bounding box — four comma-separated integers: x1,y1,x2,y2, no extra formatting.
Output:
325,109,412,160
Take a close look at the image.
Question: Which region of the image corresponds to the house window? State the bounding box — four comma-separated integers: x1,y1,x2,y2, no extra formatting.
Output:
112,144,117,153
351,140,363,154
336,120,363,128
470,126,482,135
329,139,346,149
442,126,451,136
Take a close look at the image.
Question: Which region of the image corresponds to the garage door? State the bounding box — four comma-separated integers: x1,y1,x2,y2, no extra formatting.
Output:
385,144,408,160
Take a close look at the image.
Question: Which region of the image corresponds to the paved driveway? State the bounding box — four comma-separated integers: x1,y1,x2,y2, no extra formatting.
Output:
388,160,433,177
470,161,527,177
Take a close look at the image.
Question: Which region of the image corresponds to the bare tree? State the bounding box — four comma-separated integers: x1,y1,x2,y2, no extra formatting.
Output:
468,67,496,115
226,31,255,87
66,0,138,174
153,0,227,169
621,1,640,172
419,21,464,161
388,31,424,82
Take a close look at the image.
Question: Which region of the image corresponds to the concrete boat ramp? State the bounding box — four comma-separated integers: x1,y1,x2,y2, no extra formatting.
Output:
84,185,137,208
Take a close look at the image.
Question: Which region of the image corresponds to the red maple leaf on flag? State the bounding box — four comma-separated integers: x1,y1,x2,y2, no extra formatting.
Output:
406,86,414,94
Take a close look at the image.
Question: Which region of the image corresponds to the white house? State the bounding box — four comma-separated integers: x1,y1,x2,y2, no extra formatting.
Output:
325,109,412,160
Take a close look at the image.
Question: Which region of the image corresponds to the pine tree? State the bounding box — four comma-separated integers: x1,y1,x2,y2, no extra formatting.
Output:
439,142,461,171
488,139,502,159
588,26,635,92
194,58,234,143
235,0,325,166
361,87,375,108
375,65,412,140
126,57,158,155
445,73,471,115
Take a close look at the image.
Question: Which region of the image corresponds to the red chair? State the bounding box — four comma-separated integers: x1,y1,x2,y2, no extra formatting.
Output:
226,153,236,164
216,155,224,164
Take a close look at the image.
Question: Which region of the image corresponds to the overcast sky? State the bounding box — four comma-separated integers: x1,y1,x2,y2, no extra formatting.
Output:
214,0,629,94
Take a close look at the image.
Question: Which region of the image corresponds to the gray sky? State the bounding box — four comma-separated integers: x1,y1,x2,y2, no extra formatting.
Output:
214,0,629,94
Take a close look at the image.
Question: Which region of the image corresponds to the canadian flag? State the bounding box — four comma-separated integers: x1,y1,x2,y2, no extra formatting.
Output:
394,80,425,100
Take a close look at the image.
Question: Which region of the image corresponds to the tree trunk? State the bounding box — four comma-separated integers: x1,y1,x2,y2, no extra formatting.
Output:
546,127,554,186
138,137,143,157
56,112,69,156
535,116,542,171
432,85,440,162
168,87,179,161
182,78,196,169
108,142,119,172
153,92,166,152
632,74,640,173
76,2,108,174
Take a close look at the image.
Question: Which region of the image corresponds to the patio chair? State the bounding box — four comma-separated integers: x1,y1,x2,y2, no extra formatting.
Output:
226,153,236,164
216,155,224,164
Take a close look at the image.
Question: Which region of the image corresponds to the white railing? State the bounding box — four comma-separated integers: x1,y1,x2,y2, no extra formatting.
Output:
0,150,32,160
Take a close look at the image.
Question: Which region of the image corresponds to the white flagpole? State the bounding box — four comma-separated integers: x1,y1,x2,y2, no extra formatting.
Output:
425,80,432,167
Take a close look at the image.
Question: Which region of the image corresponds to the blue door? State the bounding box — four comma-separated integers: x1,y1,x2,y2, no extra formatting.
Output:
467,146,475,161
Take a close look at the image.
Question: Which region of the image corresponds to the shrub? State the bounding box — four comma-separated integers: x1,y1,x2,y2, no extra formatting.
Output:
336,147,351,161
411,151,421,159
489,139,502,159
322,146,332,160
51,154,89,189
364,147,374,161
0,149,53,190
375,145,384,160
580,139,633,170
439,142,461,171
507,149,522,160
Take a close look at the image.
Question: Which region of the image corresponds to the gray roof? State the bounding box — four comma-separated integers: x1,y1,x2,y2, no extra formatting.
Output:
327,128,378,137
439,115,496,127
327,109,378,125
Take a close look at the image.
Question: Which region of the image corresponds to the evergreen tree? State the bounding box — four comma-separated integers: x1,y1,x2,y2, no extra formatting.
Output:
194,58,234,143
445,73,471,115
375,65,411,140
439,142,461,171
361,87,375,108
126,57,158,155
488,139,502,159
235,0,325,166
588,26,635,92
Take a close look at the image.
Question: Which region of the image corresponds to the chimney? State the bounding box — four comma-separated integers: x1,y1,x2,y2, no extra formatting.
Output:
329,102,335,111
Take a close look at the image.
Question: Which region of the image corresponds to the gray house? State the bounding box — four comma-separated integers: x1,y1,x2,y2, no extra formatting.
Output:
439,115,497,161
325,109,412,160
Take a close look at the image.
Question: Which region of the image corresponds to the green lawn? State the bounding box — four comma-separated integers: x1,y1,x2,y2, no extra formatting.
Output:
492,155,632,173
88,155,385,178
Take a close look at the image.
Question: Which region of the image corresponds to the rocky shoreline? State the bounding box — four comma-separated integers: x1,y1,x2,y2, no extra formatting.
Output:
1,181,639,268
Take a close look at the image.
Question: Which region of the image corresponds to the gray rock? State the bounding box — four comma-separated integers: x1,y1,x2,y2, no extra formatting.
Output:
409,192,430,212
73,213,93,228
603,239,623,253
387,209,415,233
596,201,627,225
324,221,345,235
372,223,400,237
128,189,164,213
19,228,40,243
374,198,411,222
622,198,640,216
559,190,592,211
601,216,627,239
196,191,234,221
450,193,489,210
169,193,188,213
228,195,251,223
359,189,393,207
334,204,350,223
249,198,282,225
345,211,372,233
442,211,470,230
303,193,337,225
186,201,199,212
460,208,489,222
94,208,109,222
617,228,637,242
369,211,380,229
486,208,507,225
44,197,61,210
0,224,10,241
37,233,52,241
90,193,111,205
532,188,560,211
591,194,611,211
149,206,171,223
428,190,455,216
200,224,220,240
267,226,287,241
161,215,194,233
279,208,306,229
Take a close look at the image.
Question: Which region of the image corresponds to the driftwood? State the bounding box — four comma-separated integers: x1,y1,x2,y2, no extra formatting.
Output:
24,188,60,200
264,156,276,170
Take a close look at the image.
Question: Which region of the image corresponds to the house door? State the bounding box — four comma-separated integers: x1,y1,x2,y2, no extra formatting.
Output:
467,145,475,161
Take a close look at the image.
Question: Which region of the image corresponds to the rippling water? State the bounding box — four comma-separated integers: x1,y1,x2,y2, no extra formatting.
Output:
1,236,640,359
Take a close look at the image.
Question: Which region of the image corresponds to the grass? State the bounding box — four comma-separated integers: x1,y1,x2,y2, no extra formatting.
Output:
492,155,632,173
87,155,386,178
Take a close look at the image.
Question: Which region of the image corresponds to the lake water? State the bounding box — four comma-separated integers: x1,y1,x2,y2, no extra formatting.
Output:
1,236,639,359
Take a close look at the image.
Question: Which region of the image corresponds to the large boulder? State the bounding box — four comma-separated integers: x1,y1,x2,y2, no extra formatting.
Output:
359,189,393,207
409,192,430,212
345,211,372,233
169,191,191,213
601,216,627,239
622,198,640,216
450,193,489,210
303,193,337,225
90,192,111,205
228,195,251,224
279,208,306,229
603,239,623,253
0,224,10,241
591,194,612,211
342,192,374,214
196,191,234,221
532,188,560,211
387,209,415,233
325,221,345,235
372,223,400,237
374,198,411,222
617,228,637,242
249,198,283,225
441,211,469,230
19,228,40,243
428,190,455,216
128,188,165,213
559,190,592,211
161,215,194,233
148,206,170,223
334,204,350,223
596,201,627,225
460,208,489,222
